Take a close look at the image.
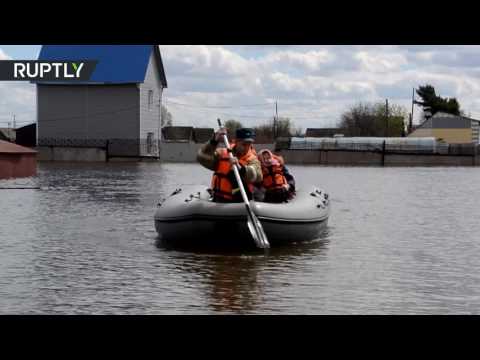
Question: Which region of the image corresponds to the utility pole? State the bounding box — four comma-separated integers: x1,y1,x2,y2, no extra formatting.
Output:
385,99,389,137
410,87,415,131
13,115,16,129
158,98,162,139
158,93,163,156
275,101,278,139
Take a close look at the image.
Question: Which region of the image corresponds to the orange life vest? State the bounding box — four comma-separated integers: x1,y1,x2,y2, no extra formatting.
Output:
261,155,288,191
211,146,257,201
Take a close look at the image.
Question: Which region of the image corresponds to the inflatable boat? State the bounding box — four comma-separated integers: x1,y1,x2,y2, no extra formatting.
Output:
154,185,330,249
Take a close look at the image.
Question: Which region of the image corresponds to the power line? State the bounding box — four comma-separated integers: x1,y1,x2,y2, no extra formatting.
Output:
166,101,325,120
164,98,331,113
165,98,332,118
165,99,273,109
166,102,273,119
0,102,330,128
167,102,329,120
0,120,33,124
281,114,331,119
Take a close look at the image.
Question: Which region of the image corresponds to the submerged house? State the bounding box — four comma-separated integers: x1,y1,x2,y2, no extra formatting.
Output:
0,140,37,179
35,45,168,160
409,112,480,144
305,128,343,138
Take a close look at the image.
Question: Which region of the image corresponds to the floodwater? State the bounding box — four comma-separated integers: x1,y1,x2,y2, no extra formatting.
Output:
1,162,480,314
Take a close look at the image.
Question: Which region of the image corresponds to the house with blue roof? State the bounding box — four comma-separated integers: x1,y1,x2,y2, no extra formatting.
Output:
36,45,167,160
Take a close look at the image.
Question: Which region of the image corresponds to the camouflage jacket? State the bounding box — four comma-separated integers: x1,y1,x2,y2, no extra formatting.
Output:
197,140,263,184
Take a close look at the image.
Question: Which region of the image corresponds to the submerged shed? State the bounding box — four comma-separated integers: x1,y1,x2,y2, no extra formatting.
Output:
0,140,37,179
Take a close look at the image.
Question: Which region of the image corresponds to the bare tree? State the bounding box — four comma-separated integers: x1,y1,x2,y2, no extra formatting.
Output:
161,105,173,127
339,101,407,137
254,117,294,139
224,119,243,137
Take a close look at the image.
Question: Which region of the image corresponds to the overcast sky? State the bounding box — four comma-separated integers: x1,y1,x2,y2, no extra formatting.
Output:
1,45,480,131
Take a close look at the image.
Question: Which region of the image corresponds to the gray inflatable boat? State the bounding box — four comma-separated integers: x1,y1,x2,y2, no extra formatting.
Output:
154,186,330,249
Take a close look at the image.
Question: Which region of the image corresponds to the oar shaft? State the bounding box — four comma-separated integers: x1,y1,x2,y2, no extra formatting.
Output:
217,119,269,249
220,133,251,206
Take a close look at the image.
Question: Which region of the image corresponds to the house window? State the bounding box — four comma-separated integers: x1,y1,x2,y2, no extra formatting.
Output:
148,90,154,110
147,132,154,154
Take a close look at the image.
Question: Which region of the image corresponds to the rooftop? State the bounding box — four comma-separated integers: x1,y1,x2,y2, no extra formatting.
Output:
0,140,37,154
37,45,167,86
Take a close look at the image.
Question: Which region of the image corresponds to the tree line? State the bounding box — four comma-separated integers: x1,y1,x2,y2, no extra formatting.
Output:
163,83,463,138
161,104,300,138
223,118,302,140
337,83,463,137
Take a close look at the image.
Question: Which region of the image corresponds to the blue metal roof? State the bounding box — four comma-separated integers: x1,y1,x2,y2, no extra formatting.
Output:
37,45,167,86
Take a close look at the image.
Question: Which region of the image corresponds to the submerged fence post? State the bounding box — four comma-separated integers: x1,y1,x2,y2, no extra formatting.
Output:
474,143,478,166
105,139,110,162
381,140,386,166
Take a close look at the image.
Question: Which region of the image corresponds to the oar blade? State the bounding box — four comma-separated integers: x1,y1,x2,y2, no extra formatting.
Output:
253,215,269,248
246,217,261,247
246,205,270,249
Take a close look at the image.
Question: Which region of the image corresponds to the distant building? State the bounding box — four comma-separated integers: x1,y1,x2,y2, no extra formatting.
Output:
35,45,167,159
162,126,194,142
305,128,342,138
15,123,36,148
409,112,480,144
161,126,276,146
254,134,275,144
192,128,214,143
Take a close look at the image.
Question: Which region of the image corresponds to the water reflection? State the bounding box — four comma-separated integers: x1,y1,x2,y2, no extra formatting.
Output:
157,237,330,314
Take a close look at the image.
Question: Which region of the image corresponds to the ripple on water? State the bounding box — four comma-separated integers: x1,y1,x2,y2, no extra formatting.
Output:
2,163,480,314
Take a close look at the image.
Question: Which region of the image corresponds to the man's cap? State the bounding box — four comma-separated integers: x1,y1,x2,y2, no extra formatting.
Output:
235,128,256,142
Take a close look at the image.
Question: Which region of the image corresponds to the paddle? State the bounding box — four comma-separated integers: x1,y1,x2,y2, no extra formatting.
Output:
217,119,270,249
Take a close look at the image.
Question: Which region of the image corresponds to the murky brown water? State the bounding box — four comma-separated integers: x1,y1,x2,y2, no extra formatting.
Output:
1,162,480,314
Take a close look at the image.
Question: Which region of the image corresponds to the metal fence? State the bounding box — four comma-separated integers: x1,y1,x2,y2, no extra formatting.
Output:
107,139,159,157
37,138,159,158
38,138,108,148
448,143,478,156
275,137,480,156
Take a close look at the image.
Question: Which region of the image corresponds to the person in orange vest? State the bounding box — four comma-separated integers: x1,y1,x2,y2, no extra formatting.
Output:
257,149,296,203
197,127,263,203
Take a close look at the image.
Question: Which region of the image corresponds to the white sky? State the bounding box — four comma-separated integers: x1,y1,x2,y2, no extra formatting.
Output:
1,45,480,131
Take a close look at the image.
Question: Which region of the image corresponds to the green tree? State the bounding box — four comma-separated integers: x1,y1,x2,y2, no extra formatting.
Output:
372,102,407,137
161,105,173,127
415,84,461,116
